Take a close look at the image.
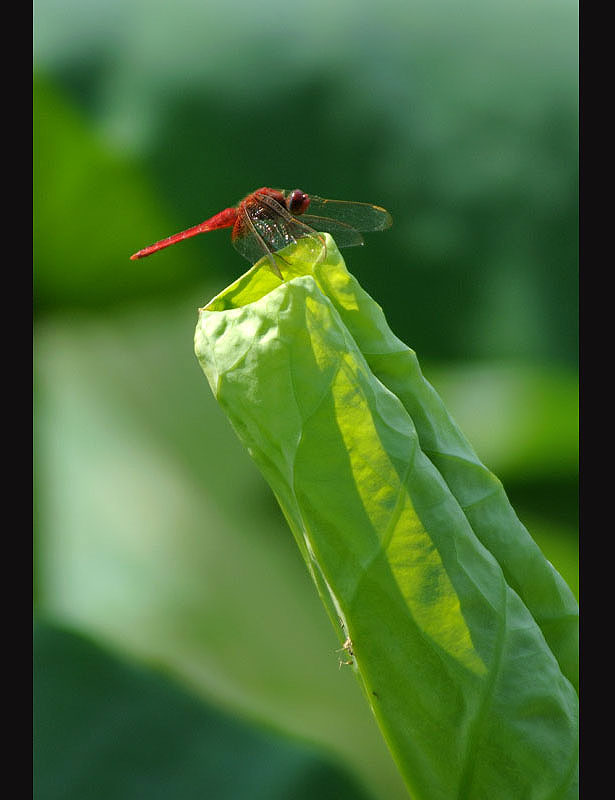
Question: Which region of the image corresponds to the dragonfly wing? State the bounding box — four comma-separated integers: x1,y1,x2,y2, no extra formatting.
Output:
249,193,301,252
232,208,284,278
304,196,393,232
297,214,364,248
233,193,325,269
255,192,326,255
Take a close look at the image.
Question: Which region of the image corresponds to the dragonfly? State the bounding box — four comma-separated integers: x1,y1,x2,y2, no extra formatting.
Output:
130,187,392,278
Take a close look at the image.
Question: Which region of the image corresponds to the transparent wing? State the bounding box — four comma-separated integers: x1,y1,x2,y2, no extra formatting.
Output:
296,195,393,232
232,193,325,268
297,214,364,248
231,209,276,266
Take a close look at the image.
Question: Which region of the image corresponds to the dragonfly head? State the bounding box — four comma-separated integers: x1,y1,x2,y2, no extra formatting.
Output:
286,189,311,216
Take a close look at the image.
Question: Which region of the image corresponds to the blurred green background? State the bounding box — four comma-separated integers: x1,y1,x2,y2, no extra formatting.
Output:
33,1,578,798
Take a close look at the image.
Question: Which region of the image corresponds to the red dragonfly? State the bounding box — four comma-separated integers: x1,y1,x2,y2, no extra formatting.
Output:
130,187,392,278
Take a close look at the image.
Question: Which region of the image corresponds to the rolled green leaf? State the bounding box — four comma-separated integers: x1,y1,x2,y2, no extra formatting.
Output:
194,236,578,799
310,253,579,695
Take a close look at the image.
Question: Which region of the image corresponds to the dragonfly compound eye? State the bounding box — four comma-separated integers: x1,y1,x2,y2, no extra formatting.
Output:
286,189,311,216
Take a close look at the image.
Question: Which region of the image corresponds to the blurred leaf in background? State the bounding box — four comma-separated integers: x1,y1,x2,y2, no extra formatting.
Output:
34,621,375,800
33,0,578,797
